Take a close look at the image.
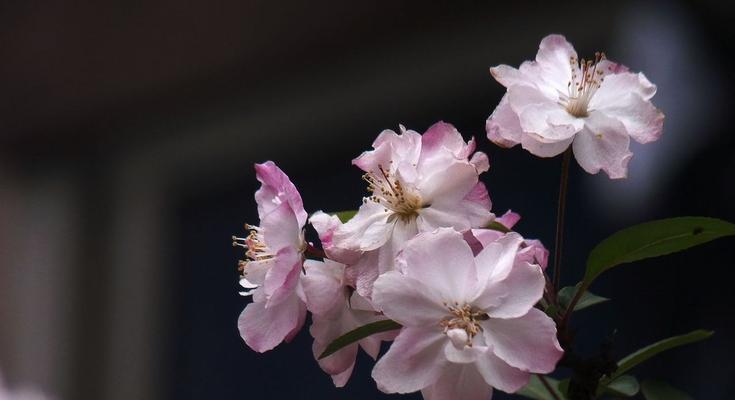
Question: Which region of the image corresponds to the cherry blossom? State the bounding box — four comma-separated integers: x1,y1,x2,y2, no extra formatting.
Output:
302,259,391,387
487,34,664,179
331,122,493,298
370,228,562,399
234,161,308,352
0,372,51,400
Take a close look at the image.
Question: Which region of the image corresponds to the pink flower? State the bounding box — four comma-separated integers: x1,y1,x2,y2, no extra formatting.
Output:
302,259,390,387
332,122,493,298
370,228,562,399
234,161,308,353
487,34,664,179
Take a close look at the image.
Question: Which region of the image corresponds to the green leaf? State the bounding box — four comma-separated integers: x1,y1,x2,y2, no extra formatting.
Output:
517,375,567,400
585,217,735,284
641,380,692,400
333,210,358,223
601,375,639,397
604,330,713,383
486,220,511,233
318,319,401,359
557,285,609,312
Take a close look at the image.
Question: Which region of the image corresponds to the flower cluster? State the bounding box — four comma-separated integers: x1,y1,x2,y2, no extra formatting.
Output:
233,34,663,400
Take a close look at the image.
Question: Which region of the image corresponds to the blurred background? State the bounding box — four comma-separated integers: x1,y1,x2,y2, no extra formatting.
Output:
1,1,734,399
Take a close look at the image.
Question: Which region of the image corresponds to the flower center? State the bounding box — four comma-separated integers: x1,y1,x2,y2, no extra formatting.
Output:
439,303,488,347
561,52,606,118
232,224,275,274
363,164,423,221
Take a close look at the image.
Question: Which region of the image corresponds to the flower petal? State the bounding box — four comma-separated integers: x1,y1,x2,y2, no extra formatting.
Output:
476,261,545,319
371,271,447,326
263,246,302,307
372,327,448,394
397,228,479,302
474,350,531,393
474,232,524,285
332,200,393,251
238,293,306,353
254,161,307,227
572,111,633,179
534,34,578,95
302,259,345,315
422,363,493,400
487,93,524,148
482,308,563,373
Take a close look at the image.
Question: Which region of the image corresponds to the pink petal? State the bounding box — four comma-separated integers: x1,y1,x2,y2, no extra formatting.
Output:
371,327,448,394
474,232,524,285
260,201,302,252
572,111,633,179
263,246,302,307
302,259,345,315
254,161,307,227
475,350,531,393
496,210,521,229
421,121,470,159
422,363,492,400
344,250,380,299
486,94,524,148
371,271,447,326
517,239,549,270
475,261,545,319
397,228,479,301
462,182,493,228
482,308,563,373
238,293,306,353
417,161,480,213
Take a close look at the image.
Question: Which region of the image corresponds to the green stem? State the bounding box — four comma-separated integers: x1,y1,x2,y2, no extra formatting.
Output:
538,374,562,400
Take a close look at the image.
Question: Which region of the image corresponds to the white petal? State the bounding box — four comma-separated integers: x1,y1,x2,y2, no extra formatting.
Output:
371,271,447,326
572,111,633,179
474,350,531,393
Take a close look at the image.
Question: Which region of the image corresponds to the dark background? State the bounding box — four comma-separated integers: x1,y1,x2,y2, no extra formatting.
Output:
1,1,733,399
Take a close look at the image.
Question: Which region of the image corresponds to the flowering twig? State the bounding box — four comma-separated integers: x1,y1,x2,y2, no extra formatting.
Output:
552,147,573,291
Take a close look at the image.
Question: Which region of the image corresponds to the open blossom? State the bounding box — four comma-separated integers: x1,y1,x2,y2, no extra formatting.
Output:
371,228,562,400
487,34,664,179
331,122,493,298
302,259,390,387
234,161,308,353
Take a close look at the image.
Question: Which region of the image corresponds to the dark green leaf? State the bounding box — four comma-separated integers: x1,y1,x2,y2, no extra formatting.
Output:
333,210,358,223
486,220,511,233
517,375,567,400
605,330,713,383
601,375,639,397
641,380,692,400
585,217,735,284
318,319,401,359
557,285,609,312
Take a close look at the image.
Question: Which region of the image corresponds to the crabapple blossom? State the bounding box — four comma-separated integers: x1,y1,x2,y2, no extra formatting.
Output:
371,228,562,400
234,161,308,352
302,259,391,387
331,122,493,298
487,34,664,179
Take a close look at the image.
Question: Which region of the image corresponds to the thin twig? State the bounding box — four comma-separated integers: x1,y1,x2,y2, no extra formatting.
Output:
538,374,562,400
552,148,573,292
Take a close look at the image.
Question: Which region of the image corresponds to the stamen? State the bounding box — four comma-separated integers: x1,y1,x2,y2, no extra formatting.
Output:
561,51,607,118
232,224,275,276
362,164,423,220
439,303,488,347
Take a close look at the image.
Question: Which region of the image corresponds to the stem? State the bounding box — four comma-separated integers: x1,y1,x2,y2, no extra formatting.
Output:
538,375,562,400
552,148,573,292
561,280,589,329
